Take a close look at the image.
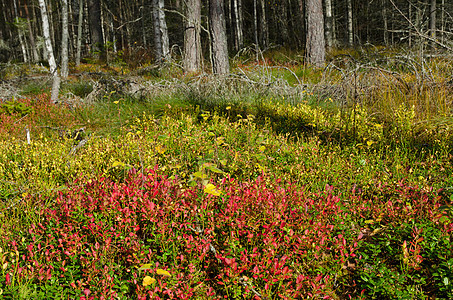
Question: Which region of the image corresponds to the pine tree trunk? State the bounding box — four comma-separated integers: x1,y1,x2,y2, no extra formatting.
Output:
440,0,444,43
260,0,268,49
305,0,325,67
13,0,28,62
183,0,202,73
382,0,388,45
325,0,333,49
253,0,258,51
277,0,289,45
38,0,60,103
23,1,39,61
232,0,243,51
88,0,105,62
347,0,353,46
159,0,170,60
61,0,69,78
209,0,229,74
141,0,146,47
75,0,83,66
430,0,436,42
152,0,162,61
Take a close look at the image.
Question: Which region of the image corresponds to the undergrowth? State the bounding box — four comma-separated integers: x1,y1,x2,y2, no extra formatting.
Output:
1,49,452,299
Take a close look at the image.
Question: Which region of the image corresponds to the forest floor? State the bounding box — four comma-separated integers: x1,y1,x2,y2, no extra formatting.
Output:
0,48,452,299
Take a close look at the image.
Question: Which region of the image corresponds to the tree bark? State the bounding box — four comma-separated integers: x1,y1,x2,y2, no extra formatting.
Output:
38,0,60,103
13,0,28,62
88,0,105,62
382,0,389,45
325,0,334,49
430,0,436,42
23,0,39,62
209,0,229,74
232,0,243,51
75,0,83,66
152,0,162,61
159,0,170,60
260,0,268,49
347,0,353,46
253,0,258,51
183,0,202,73
305,0,325,67
61,0,69,78
276,0,289,45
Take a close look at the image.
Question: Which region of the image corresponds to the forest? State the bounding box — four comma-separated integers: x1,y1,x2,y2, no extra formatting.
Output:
0,0,452,299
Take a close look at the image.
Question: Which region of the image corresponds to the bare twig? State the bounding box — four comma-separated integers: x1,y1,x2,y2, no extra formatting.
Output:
388,0,453,51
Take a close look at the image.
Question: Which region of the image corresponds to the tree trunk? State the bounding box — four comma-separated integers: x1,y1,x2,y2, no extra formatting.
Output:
440,0,444,43
408,2,412,47
159,0,170,60
75,0,83,66
253,0,258,51
152,0,162,61
61,0,69,78
141,0,146,47
209,0,229,74
260,0,268,49
325,0,333,49
347,0,353,46
38,0,60,103
276,0,289,45
88,0,105,62
305,0,325,67
430,0,436,42
382,0,388,45
23,0,39,62
183,0,202,73
13,0,28,62
232,0,243,51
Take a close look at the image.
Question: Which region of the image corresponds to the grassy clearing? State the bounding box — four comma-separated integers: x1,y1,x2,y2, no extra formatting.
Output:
0,51,452,299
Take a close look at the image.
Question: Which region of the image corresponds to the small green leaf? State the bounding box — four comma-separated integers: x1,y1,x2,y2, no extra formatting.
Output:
204,183,221,196
138,264,153,270
193,171,208,179
156,269,171,277
112,161,125,168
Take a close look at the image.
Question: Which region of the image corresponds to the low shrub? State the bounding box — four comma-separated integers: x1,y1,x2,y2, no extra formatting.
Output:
1,170,451,299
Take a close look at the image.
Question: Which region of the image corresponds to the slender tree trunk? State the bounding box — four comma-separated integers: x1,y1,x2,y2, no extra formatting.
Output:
61,0,69,78
232,0,243,51
75,0,83,65
253,0,258,51
209,0,229,74
225,0,231,47
430,0,436,42
141,0,146,47
260,0,268,49
23,1,39,61
347,0,353,46
415,2,422,48
152,0,162,61
88,0,105,62
123,1,131,49
277,0,289,45
325,0,333,49
38,0,60,103
183,0,202,73
440,0,444,43
382,0,388,45
13,0,28,62
305,0,325,67
159,0,170,60
408,1,412,47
